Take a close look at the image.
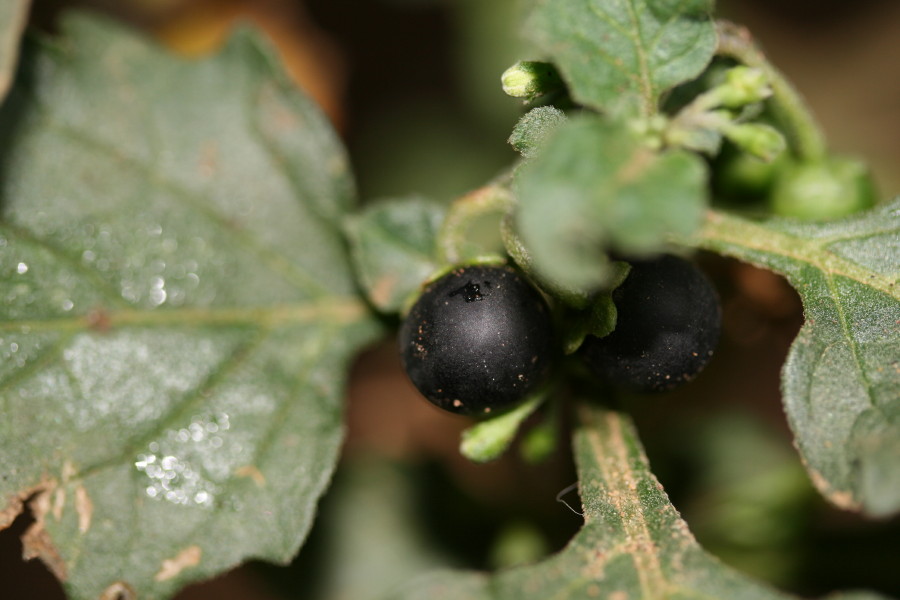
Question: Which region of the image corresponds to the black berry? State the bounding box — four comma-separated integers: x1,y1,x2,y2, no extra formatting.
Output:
581,255,720,392
399,265,554,415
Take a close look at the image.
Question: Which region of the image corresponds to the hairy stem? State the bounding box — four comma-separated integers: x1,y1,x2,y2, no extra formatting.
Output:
715,20,828,162
689,209,899,300
437,184,514,265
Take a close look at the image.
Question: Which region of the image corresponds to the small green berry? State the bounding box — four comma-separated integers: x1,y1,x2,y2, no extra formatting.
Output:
770,156,876,220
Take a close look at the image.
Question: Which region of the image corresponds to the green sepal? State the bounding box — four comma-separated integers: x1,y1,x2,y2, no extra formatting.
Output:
460,393,545,463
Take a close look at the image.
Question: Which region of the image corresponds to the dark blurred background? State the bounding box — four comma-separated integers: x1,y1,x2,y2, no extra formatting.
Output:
3,1,900,599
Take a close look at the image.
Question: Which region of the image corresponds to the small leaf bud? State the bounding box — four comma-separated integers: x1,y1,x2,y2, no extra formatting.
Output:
717,66,772,107
722,122,786,162
501,61,564,100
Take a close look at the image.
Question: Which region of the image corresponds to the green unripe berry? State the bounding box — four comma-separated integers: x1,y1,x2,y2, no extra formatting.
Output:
770,156,876,220
713,144,783,201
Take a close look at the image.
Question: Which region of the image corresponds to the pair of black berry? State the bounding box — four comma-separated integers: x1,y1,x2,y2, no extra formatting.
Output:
398,255,721,416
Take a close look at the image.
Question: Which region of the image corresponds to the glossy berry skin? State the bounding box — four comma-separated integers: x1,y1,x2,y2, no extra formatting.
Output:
399,265,554,416
581,255,720,392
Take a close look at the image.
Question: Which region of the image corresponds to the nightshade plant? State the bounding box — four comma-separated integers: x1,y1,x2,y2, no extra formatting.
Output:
0,1,897,599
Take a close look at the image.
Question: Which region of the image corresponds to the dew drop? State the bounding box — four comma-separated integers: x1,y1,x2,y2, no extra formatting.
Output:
149,277,167,306
134,413,234,508
149,288,167,306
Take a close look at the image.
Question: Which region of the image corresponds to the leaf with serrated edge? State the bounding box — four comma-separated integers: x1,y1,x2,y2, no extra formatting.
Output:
389,406,798,600
695,202,900,516
524,0,716,116
515,115,707,292
0,0,30,102
0,15,380,600
345,197,445,313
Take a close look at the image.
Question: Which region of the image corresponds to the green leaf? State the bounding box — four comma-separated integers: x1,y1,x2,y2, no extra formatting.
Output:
695,202,900,516
389,406,800,599
508,106,567,159
561,293,618,355
514,115,707,292
0,0,30,102
0,14,380,600
523,0,717,116
345,197,445,313
460,394,543,463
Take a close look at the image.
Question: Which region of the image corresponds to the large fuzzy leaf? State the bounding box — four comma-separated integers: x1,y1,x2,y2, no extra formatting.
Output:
0,15,379,600
514,115,707,292
524,0,717,116
696,203,900,517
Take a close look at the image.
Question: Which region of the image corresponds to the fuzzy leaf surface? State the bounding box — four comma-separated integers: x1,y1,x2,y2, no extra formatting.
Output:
514,115,707,292
524,0,717,116
508,106,566,159
389,406,796,599
696,202,900,516
345,197,445,313
0,15,380,600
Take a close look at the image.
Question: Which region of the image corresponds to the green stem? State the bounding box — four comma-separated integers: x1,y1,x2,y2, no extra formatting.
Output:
437,184,515,265
685,209,899,301
715,20,827,162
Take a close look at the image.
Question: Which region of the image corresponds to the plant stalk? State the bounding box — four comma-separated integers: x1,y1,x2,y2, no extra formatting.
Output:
715,20,828,162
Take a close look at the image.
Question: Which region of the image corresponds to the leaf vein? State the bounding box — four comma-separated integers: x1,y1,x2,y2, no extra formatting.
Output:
0,332,75,408
623,0,654,113
363,221,438,262
823,273,877,410
0,223,130,308
75,325,271,481
0,299,369,334
695,210,900,301
40,116,333,299
569,28,641,89
584,410,668,597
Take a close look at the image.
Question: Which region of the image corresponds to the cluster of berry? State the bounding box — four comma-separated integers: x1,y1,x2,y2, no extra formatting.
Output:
398,256,721,416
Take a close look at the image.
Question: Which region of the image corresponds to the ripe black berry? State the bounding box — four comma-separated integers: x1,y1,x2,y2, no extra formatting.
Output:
399,265,554,415
581,255,720,392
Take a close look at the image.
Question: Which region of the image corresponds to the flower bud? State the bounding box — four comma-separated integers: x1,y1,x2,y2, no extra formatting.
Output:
501,61,564,100
722,122,786,162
